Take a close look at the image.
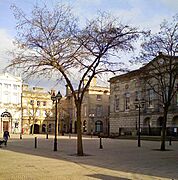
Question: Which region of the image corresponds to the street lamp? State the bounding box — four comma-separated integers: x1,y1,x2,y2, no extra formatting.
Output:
89,113,95,138
51,91,62,151
134,99,145,147
45,110,51,139
30,100,35,135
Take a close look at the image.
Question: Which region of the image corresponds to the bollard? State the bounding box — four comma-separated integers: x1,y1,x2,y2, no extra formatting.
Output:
35,137,37,148
99,137,103,149
69,133,71,139
20,134,22,139
169,136,172,146
46,133,48,139
91,131,93,138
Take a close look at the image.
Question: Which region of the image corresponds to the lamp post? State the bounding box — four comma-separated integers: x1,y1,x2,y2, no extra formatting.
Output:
30,100,35,135
89,113,95,138
45,110,51,139
134,99,145,147
51,91,62,151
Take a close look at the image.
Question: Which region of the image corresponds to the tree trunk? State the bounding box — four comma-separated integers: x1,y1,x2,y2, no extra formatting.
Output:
32,121,34,135
160,108,168,151
76,101,84,156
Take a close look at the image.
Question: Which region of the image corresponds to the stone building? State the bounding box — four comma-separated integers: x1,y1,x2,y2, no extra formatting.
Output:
0,73,22,134
22,84,53,134
65,77,110,135
109,56,178,136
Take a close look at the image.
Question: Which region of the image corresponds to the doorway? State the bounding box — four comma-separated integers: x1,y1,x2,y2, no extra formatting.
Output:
3,121,9,131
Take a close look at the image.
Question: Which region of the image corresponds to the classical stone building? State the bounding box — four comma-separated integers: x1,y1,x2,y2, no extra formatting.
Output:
109,56,178,136
64,77,110,135
22,84,53,134
0,73,22,134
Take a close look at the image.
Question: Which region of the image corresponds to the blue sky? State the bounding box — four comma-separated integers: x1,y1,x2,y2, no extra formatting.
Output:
0,0,177,91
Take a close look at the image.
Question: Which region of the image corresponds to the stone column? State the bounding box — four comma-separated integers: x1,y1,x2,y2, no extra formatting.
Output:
0,118,2,135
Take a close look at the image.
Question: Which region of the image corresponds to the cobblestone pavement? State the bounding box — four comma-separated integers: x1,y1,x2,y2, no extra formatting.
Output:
0,134,177,180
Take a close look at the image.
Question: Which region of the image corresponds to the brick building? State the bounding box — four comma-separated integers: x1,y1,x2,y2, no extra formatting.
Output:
22,85,53,134
109,56,178,136
64,77,110,135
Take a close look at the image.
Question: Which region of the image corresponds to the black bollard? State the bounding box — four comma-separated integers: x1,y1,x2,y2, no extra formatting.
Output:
169,136,172,146
46,133,48,139
35,137,37,148
20,134,22,139
99,137,103,149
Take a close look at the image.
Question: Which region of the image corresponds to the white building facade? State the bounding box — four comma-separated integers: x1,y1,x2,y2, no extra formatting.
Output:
0,73,22,134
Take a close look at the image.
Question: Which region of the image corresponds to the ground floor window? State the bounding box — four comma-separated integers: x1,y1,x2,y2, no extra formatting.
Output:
42,124,46,132
95,120,103,133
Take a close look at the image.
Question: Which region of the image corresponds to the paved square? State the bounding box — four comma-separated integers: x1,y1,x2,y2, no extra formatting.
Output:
0,134,177,180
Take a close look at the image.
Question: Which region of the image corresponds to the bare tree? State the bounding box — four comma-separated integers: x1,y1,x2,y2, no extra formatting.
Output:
138,14,178,150
8,4,141,155
28,100,40,135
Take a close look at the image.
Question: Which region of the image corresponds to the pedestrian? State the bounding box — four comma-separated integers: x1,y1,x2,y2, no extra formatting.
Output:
3,130,10,146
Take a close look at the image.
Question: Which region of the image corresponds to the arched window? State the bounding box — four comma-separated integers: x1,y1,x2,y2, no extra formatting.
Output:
42,124,46,133
95,120,103,133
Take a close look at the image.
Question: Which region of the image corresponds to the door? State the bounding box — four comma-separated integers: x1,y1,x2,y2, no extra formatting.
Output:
3,121,9,131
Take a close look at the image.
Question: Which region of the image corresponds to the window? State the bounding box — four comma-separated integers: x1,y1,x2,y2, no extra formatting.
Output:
13,84,18,90
4,91,9,103
23,109,28,116
37,101,40,106
42,124,46,133
15,122,19,128
23,99,28,106
114,95,119,111
95,121,103,132
43,110,46,117
30,100,34,105
4,84,11,89
30,109,33,115
125,84,129,89
96,105,102,117
43,101,46,106
135,91,141,101
97,95,102,101
36,109,40,116
83,105,87,117
148,89,154,107
12,92,18,104
125,93,130,110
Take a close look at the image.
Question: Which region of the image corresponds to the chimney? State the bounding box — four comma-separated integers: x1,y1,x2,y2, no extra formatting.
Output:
51,89,56,95
65,85,71,96
91,76,97,87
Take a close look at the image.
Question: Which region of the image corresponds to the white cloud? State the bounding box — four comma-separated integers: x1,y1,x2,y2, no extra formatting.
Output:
160,0,178,10
0,29,14,71
76,0,101,5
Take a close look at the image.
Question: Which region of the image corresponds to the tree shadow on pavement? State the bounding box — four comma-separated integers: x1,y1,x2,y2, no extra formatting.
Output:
2,135,178,180
87,174,131,180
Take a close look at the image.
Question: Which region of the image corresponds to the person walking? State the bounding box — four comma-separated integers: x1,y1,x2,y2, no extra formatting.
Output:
3,130,10,146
